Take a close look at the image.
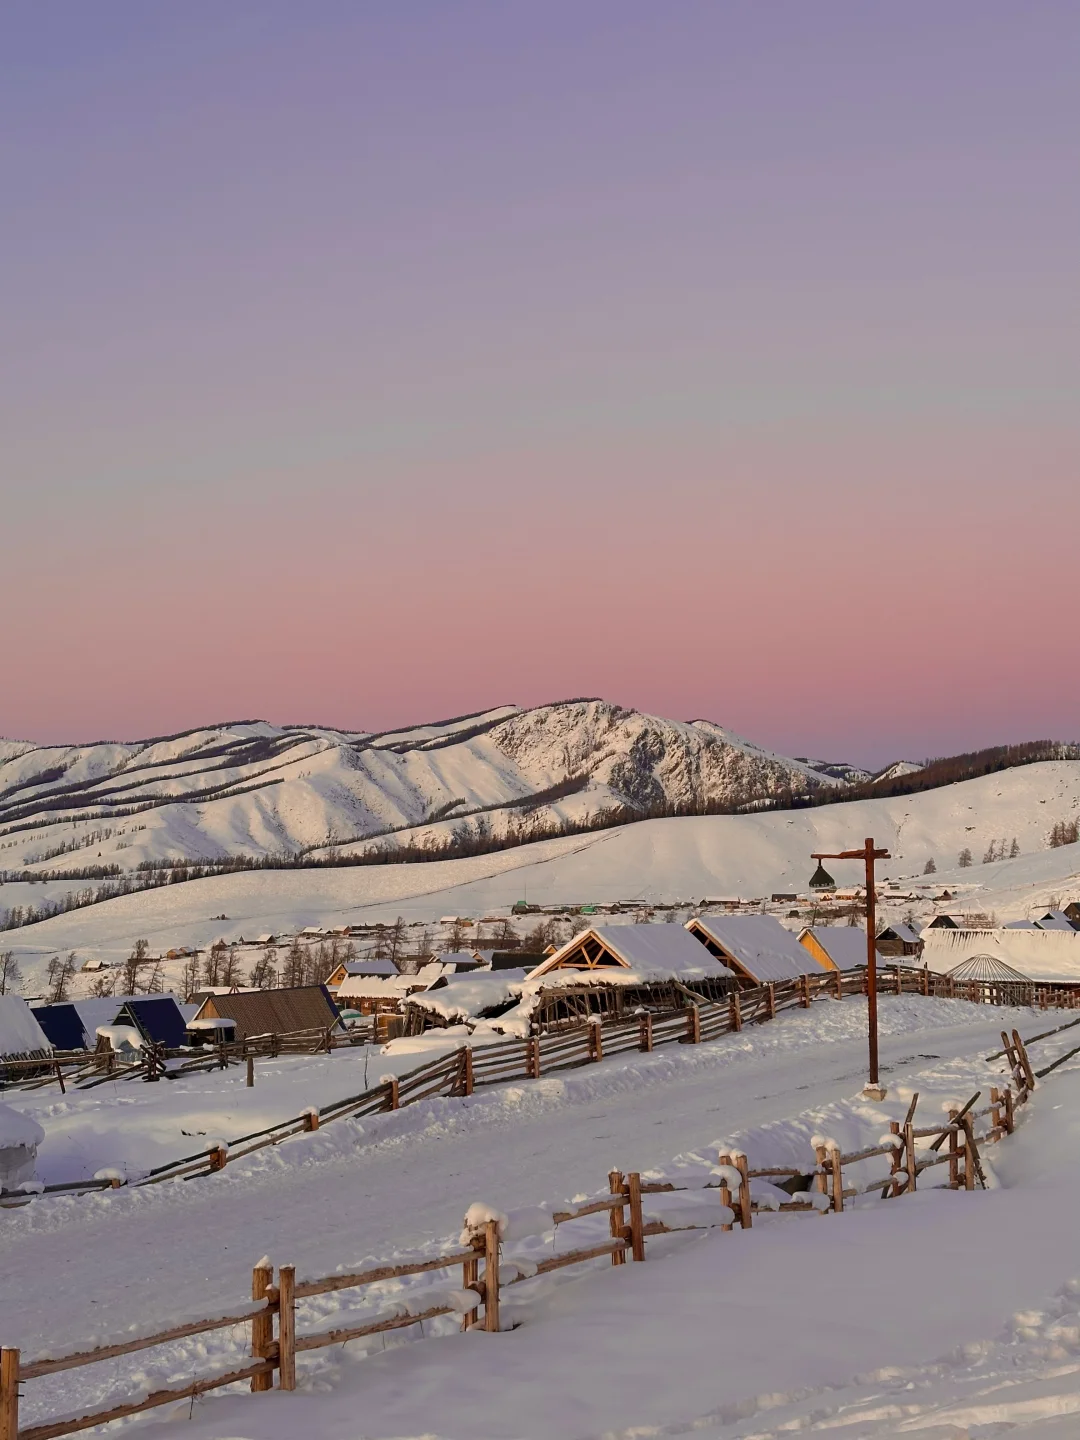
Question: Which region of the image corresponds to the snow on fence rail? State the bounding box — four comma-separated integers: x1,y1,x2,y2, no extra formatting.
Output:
0,1026,1045,1440
3,965,1074,1205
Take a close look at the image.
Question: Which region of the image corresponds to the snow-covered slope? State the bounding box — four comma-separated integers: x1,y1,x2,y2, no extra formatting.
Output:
6,761,1080,994
0,702,843,873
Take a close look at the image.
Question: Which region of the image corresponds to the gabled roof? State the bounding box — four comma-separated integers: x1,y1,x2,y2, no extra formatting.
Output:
526,925,722,986
1034,911,1079,932
877,923,921,945
409,970,530,1022
191,985,341,1040
799,927,878,971
686,915,811,984
113,997,189,1049
30,1002,88,1051
0,995,53,1060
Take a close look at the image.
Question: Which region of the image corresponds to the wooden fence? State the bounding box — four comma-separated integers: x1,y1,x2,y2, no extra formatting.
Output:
0,1024,1051,1440
5,965,1079,1205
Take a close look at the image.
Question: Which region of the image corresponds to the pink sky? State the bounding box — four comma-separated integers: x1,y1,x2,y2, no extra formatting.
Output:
2,3,1078,765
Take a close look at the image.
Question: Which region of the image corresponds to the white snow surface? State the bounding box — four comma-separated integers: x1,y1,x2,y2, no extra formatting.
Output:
7,993,1080,1437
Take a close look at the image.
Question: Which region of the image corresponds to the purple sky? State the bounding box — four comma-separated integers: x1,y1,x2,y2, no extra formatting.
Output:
2,2,1078,765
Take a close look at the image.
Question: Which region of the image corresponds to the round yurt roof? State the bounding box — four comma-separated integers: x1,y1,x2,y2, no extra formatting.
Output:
947,954,1031,984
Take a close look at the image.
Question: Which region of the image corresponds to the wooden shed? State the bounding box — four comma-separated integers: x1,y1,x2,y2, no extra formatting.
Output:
190,985,342,1042
876,923,924,958
798,926,881,973
513,924,735,1030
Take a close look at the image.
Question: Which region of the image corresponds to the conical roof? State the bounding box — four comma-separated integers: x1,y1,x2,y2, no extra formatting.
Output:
809,862,836,891
947,954,1031,984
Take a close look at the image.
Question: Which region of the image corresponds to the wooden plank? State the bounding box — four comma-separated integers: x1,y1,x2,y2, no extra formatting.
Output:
1012,1030,1036,1090
483,1219,500,1333
608,1169,626,1265
16,1361,274,1440
627,1171,646,1260
717,1152,734,1233
295,1304,457,1355
251,1262,274,1393
21,1303,277,1379
277,1266,296,1391
0,1348,18,1440
295,1249,478,1299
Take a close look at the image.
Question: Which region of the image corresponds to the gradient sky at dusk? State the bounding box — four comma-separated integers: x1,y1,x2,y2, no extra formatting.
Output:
2,2,1078,765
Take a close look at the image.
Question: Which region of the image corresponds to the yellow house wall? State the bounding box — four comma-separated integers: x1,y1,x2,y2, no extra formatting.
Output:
798,933,836,971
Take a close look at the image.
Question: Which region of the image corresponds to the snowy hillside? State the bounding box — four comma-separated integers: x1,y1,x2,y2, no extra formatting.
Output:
0,702,843,874
6,760,1080,994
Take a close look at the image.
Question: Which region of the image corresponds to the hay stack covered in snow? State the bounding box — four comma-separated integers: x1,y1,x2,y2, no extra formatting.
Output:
0,1102,45,1192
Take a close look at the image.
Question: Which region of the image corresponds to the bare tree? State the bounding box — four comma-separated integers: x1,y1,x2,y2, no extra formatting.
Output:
282,938,306,989
46,953,77,1003
387,918,407,966
0,950,21,996
445,919,469,953
120,939,150,995
180,952,203,1002
220,945,242,990
248,943,278,990
88,969,116,998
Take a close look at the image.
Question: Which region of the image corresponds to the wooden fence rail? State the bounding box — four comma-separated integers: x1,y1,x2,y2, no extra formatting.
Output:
3,965,1072,1205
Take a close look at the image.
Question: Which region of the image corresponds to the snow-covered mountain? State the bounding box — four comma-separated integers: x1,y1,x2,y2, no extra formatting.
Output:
0,701,846,873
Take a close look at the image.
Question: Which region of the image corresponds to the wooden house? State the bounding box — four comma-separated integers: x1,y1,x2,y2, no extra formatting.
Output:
684,915,812,987
1064,902,1080,926
324,957,398,992
507,924,735,1030
798,926,881,972
875,923,924,958
109,997,189,1050
190,985,342,1043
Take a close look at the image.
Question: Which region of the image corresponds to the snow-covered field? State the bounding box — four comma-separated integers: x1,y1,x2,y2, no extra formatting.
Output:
5,992,1080,1438
5,760,1080,995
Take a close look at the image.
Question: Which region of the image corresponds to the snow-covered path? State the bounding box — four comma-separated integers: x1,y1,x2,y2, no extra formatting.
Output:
0,997,1028,1358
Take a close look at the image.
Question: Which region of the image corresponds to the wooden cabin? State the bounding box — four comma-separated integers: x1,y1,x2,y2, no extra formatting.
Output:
512,924,735,1031
190,985,342,1043
876,923,924,958
684,915,812,987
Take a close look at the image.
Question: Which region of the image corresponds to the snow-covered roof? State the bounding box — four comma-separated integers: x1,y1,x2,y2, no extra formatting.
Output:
800,927,879,971
1034,911,1078,932
526,925,722,988
409,970,530,1022
0,995,52,1059
336,962,448,1001
686,915,812,983
948,954,1031,984
878,923,921,945
0,1102,44,1151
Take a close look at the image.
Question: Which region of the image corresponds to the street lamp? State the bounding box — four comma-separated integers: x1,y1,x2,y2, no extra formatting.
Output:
810,836,891,1100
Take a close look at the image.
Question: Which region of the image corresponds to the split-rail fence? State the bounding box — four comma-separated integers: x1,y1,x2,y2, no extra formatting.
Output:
0,1021,1057,1440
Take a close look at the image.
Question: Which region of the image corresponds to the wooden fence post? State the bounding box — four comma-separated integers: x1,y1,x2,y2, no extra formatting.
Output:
947,1110,960,1188
687,1006,701,1044
250,1262,274,1392
833,972,842,1001
302,1108,319,1132
1003,1086,1014,1135
736,1153,752,1228
730,992,742,1032
462,1241,481,1330
829,1148,844,1212
386,1077,400,1111
209,1142,228,1172
639,1012,653,1051
277,1265,296,1391
800,975,810,1009
813,1143,829,1211
1012,1030,1036,1092
627,1171,645,1260
589,1020,603,1063
963,1127,975,1190
246,1055,255,1088
461,1046,474,1096
922,968,929,996
1,1348,19,1440
888,1121,902,1196
904,1122,917,1194
528,1037,542,1078
989,1086,1001,1142
767,983,777,1017
608,1169,626,1265
717,1152,734,1233
483,1220,501,1331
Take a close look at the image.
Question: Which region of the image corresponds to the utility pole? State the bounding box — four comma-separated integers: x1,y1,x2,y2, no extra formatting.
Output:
810,837,890,1099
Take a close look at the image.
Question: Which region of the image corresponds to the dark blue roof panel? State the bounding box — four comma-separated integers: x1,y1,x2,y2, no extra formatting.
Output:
31,1003,88,1051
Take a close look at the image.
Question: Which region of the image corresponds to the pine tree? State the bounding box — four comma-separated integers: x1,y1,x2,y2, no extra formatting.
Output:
1010,837,1020,858
958,848,973,868
923,858,936,874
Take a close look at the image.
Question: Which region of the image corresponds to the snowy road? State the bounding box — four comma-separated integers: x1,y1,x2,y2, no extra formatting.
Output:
0,996,1029,1356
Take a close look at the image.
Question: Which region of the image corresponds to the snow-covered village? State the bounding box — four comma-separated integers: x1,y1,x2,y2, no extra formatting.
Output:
4,7,1080,1440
